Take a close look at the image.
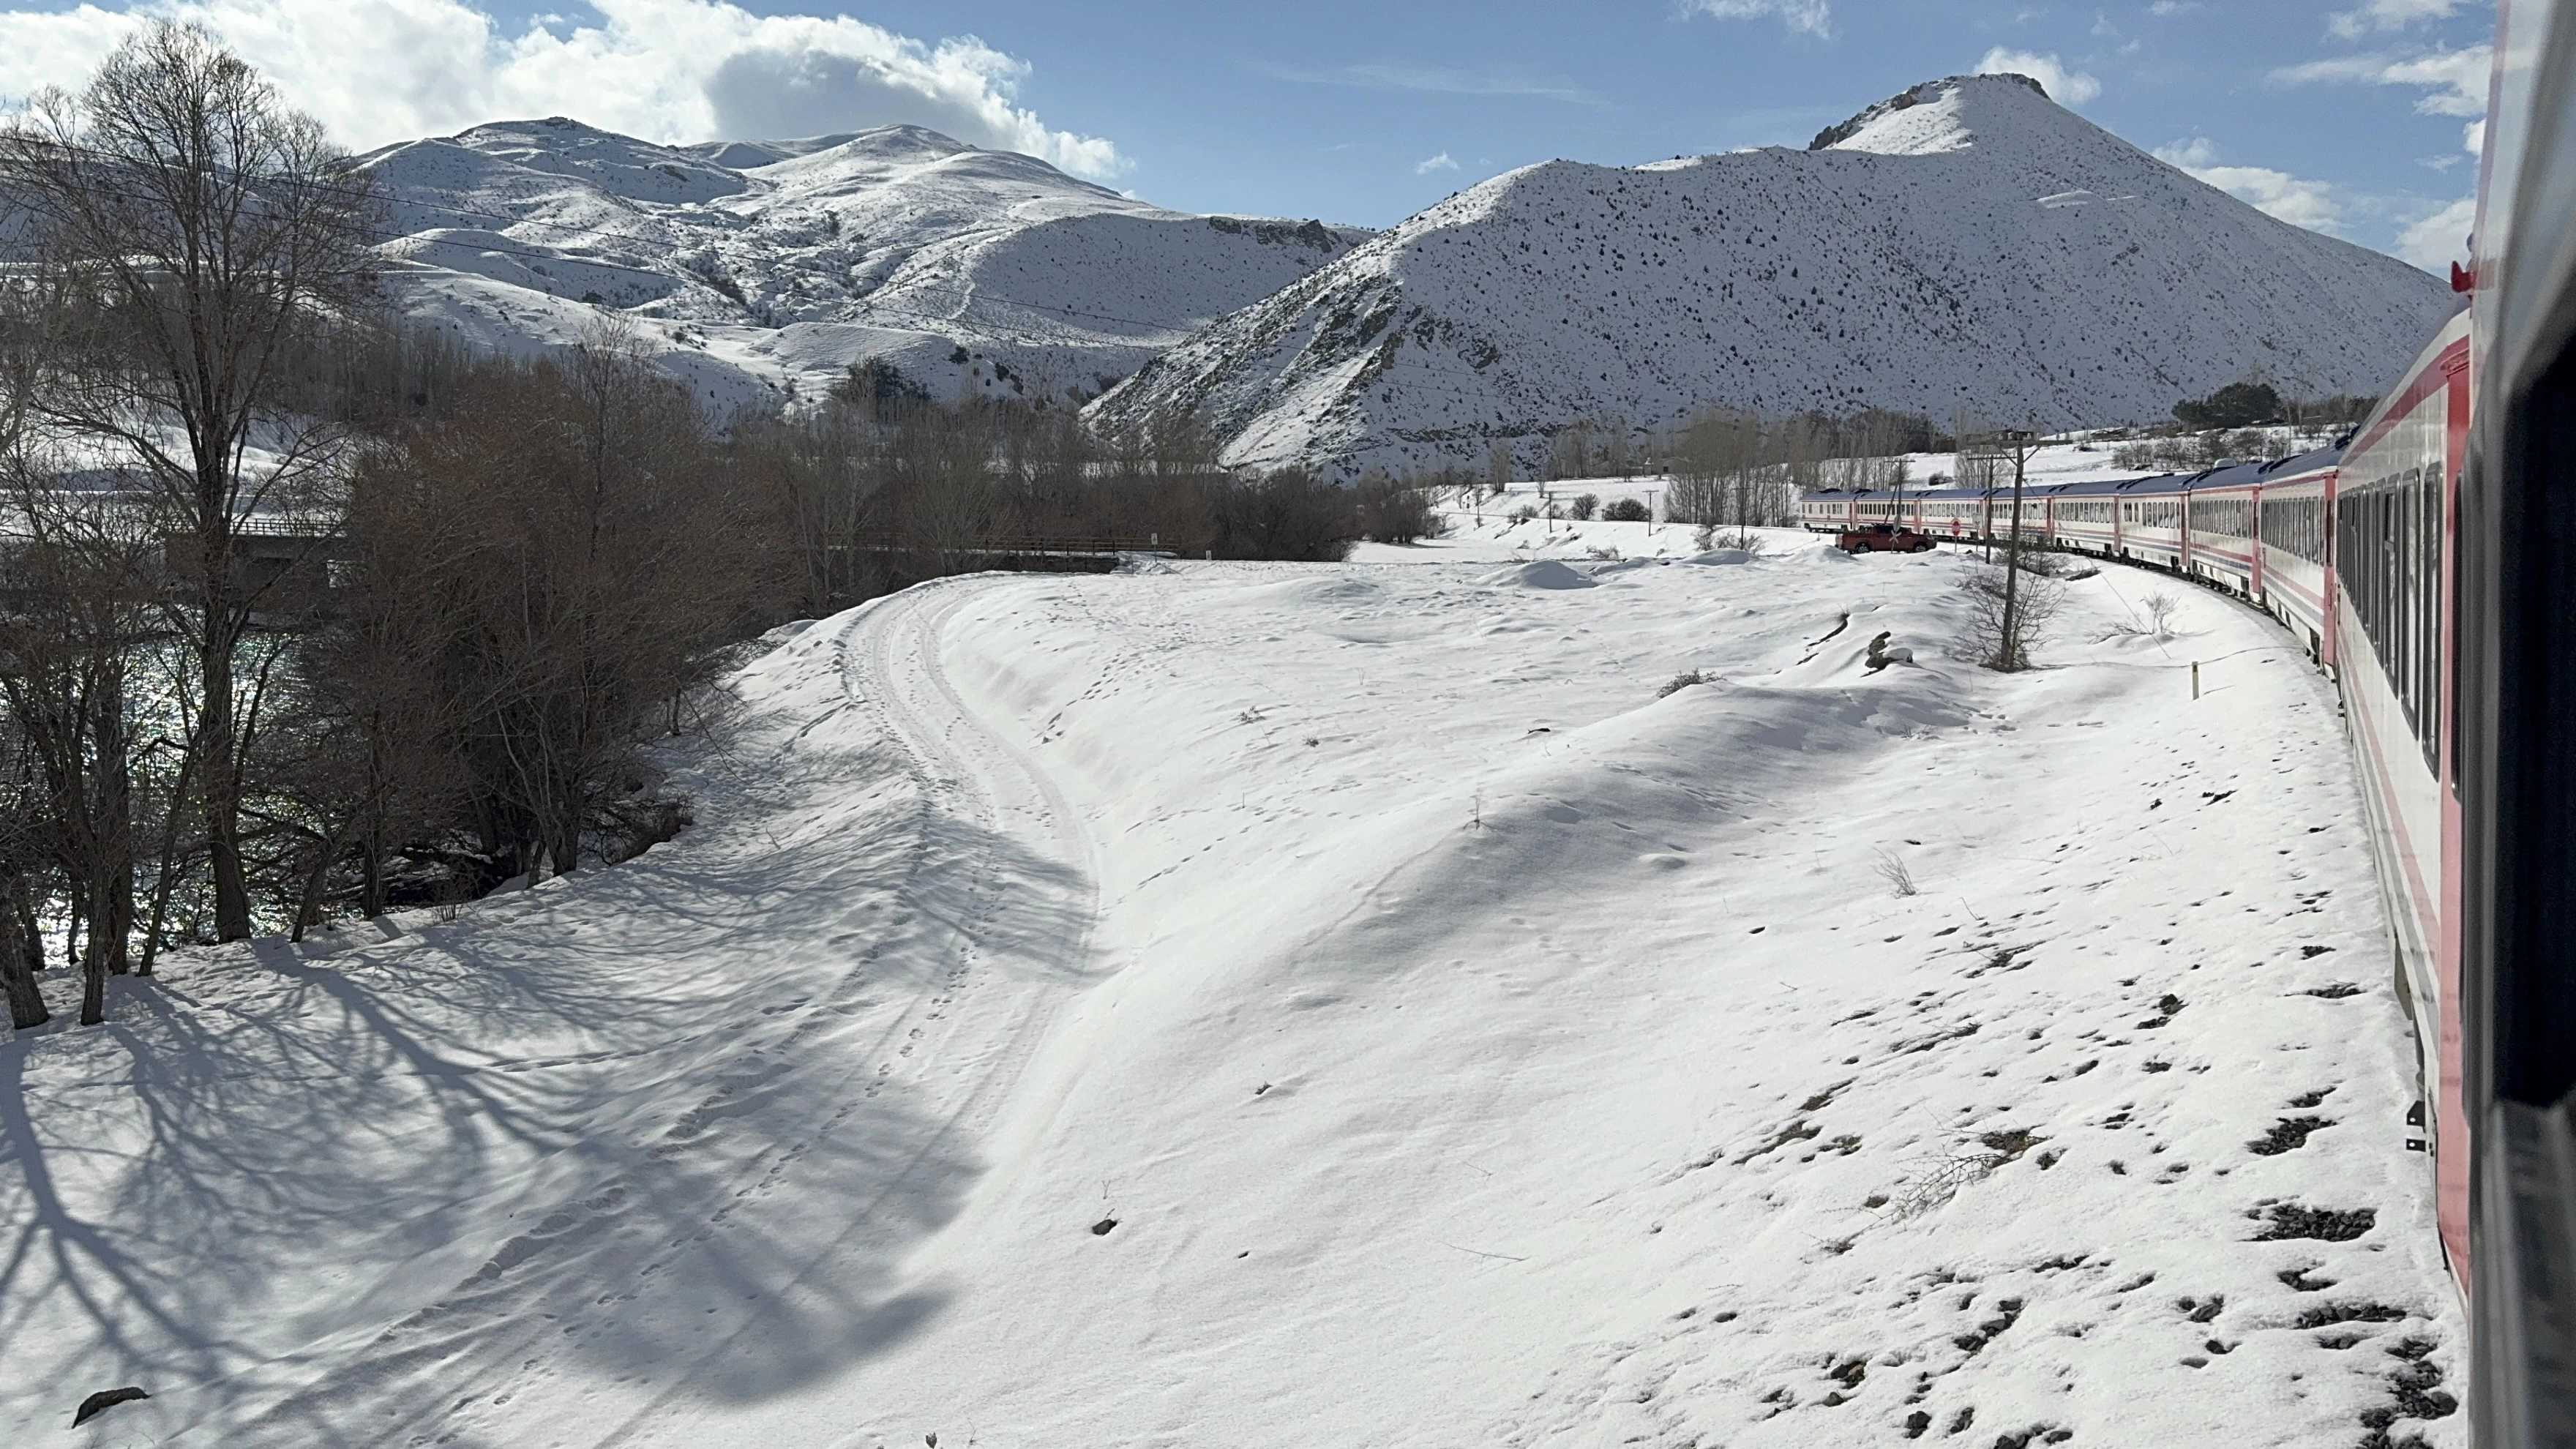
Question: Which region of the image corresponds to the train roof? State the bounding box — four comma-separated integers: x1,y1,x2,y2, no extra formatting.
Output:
1803,445,2343,503
2165,446,2343,493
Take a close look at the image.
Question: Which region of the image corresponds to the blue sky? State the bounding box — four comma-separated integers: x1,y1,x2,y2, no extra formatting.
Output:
0,0,2497,267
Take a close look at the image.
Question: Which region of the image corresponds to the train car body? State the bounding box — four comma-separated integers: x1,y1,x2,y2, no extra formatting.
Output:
2253,454,2338,664
2113,476,2188,569
2460,0,2576,1429
2182,463,2264,596
2337,309,2474,1279
2048,479,2121,555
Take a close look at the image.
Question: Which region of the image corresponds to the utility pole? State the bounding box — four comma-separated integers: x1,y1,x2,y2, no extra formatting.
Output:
1995,428,2038,670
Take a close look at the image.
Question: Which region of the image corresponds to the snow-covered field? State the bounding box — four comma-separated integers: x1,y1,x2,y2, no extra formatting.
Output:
2,539,2460,1447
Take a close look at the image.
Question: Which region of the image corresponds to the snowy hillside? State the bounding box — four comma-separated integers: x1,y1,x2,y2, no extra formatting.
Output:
1090,74,2457,479
356,118,1366,413
3,544,2457,1448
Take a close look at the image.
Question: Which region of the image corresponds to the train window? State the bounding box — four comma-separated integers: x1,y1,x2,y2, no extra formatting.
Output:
2191,496,2253,539
2259,495,2326,564
2335,463,2444,771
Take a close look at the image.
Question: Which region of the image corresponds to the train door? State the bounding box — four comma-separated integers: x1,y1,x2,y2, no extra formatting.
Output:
2251,486,2266,598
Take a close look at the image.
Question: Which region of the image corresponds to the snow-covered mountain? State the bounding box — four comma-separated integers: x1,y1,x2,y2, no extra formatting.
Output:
355,118,1367,413
1088,74,2458,479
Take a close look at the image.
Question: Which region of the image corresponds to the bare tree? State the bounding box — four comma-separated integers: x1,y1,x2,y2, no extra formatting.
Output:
0,22,380,940
1548,421,1595,481
1600,417,1633,478
0,700,54,1029
260,467,471,935
0,481,157,1024
1959,555,2064,673
1957,426,2047,670
357,331,762,880
1669,406,1786,544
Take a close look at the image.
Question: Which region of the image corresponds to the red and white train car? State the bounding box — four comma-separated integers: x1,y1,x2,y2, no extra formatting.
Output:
2334,307,2474,1278
2253,454,2337,666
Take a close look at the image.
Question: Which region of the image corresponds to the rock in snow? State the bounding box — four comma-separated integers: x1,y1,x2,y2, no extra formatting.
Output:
70,1387,149,1427
1089,74,2456,478
354,117,1367,414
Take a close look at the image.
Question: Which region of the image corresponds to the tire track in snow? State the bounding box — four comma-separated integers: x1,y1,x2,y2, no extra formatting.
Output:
206,579,1103,1449
572,578,1103,1447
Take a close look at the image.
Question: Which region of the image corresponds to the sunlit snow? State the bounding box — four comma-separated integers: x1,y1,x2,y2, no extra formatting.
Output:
0,536,2458,1448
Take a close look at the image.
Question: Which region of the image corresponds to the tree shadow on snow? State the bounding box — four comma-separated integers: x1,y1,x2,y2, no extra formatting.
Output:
0,738,1098,1445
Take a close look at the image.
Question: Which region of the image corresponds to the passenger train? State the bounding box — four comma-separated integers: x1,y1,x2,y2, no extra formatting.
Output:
1794,3,2576,1432
1800,306,2474,1281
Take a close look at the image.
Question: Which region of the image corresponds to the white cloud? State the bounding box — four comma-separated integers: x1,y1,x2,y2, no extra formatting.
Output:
0,0,1128,178
1975,47,2100,105
2157,136,2218,167
2146,1,2202,15
1680,0,1833,40
2271,44,2491,117
0,4,143,101
2464,116,2486,156
2328,0,2471,40
2397,194,2476,268
1415,151,1456,174
2154,138,2345,232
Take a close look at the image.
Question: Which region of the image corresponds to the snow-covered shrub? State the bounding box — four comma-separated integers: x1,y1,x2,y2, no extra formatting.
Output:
1207,469,1357,562
2102,591,2182,641
1957,555,2066,672
2015,547,2073,578
1873,847,1917,896
1355,476,1445,544
1693,520,1767,553
1603,498,1650,522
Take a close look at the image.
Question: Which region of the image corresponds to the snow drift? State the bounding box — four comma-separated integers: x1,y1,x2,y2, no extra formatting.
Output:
1088,74,2457,478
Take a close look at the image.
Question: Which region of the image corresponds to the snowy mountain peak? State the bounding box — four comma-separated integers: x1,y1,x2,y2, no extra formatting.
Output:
742,124,986,181
682,133,874,171
1811,72,2053,157
1090,72,2452,479
351,116,1368,415
430,116,749,204
752,130,1128,212
777,123,977,164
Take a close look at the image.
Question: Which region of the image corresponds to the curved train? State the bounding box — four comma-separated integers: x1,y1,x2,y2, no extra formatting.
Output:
1798,304,2474,1287
1794,1,2576,1428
